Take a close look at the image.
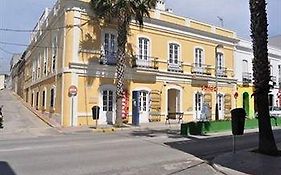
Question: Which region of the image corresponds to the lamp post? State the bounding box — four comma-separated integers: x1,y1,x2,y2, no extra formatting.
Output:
215,44,224,120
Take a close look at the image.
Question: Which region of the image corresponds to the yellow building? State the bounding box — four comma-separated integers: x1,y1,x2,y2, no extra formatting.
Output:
23,0,239,127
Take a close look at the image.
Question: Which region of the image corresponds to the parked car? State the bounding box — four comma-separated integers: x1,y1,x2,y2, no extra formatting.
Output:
269,106,281,117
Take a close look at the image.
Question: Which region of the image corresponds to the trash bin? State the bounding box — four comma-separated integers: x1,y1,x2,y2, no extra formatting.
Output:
231,108,246,135
92,106,100,120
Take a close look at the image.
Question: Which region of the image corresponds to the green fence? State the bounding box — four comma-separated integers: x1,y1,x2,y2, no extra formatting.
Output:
180,118,281,136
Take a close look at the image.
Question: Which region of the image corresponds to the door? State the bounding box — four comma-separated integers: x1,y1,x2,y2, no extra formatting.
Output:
216,53,224,76
139,91,149,123
104,33,116,64
36,92,39,110
217,94,224,120
101,90,115,124
195,92,203,120
194,48,204,73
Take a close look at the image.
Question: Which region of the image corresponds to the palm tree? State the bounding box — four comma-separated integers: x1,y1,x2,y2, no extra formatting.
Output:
249,0,278,155
90,0,157,126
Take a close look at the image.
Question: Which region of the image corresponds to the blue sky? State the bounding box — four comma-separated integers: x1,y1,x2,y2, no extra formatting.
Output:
0,0,280,74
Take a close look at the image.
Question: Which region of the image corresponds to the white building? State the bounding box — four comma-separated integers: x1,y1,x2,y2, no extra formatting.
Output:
234,38,281,118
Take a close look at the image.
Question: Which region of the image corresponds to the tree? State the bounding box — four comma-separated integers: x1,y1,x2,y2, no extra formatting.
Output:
249,0,278,155
90,0,157,126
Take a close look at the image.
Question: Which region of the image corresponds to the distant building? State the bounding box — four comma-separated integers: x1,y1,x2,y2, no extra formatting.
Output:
0,74,9,90
269,35,281,49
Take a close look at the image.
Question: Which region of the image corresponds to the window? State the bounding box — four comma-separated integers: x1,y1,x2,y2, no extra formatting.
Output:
139,91,148,112
51,35,58,73
169,43,180,64
195,48,203,67
37,54,41,79
50,88,55,108
138,37,150,60
32,60,36,81
103,90,113,111
242,60,248,73
216,53,224,69
43,48,48,75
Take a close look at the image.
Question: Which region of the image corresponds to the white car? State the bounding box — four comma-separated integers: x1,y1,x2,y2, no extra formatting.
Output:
269,106,281,117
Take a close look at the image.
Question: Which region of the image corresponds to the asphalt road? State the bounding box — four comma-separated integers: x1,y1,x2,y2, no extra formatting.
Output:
1,89,281,175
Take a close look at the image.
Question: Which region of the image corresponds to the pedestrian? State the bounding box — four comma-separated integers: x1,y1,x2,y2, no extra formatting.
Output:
0,105,3,128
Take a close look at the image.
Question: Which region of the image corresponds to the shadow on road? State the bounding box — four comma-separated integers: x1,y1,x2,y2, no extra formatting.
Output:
164,129,281,175
0,161,17,175
129,128,185,139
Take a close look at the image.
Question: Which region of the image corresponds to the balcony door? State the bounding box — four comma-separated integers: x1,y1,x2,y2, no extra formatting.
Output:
103,32,116,65
216,52,224,76
138,37,150,67
194,48,204,73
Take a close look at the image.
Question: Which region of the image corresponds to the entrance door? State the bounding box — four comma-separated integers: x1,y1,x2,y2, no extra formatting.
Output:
101,90,115,124
217,94,224,120
195,92,203,120
36,92,39,110
269,94,274,108
139,91,149,123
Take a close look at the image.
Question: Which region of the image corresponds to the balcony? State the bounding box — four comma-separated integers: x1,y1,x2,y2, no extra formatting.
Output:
242,72,252,84
167,61,183,73
271,75,277,87
191,63,211,75
216,67,227,77
99,52,117,65
132,55,159,70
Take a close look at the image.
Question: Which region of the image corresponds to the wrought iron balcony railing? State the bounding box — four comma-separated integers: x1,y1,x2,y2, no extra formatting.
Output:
191,63,211,75
216,67,227,77
242,72,252,84
132,55,159,70
167,61,183,73
99,51,117,65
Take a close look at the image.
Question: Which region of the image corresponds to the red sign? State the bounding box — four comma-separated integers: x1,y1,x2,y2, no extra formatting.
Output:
69,85,78,96
201,85,217,92
234,92,238,99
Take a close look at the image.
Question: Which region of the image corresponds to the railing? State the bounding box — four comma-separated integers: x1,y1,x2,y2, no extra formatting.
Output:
271,76,277,86
242,72,252,84
167,61,183,73
99,52,117,65
132,55,159,70
191,63,211,75
216,67,227,77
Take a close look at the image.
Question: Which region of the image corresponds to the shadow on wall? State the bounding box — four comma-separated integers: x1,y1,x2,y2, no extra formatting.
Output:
0,161,17,175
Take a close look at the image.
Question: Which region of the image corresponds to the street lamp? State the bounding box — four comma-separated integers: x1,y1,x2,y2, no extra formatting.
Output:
215,44,224,121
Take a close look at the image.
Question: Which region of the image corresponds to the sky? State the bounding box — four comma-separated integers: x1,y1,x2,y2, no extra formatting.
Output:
0,0,280,74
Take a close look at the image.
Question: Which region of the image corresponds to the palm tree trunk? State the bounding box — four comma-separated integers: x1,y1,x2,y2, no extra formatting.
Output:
250,0,278,155
115,17,129,127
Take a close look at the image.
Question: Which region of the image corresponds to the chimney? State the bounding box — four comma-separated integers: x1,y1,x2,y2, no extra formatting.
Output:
156,0,166,11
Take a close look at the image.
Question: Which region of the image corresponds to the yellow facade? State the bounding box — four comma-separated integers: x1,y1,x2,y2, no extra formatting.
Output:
22,0,239,127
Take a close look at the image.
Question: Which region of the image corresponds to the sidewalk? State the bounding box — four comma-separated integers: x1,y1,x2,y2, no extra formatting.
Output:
213,143,281,175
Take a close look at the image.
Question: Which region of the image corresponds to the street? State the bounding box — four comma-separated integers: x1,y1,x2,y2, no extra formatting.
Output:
1,89,281,175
